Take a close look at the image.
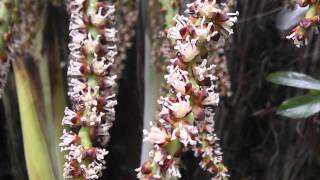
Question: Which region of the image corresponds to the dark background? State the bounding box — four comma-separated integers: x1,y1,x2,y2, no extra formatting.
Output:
1,0,320,180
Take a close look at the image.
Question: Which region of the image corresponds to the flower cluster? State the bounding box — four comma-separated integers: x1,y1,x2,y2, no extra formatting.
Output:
206,0,237,97
0,0,18,97
150,0,236,97
60,0,118,179
287,0,320,47
149,0,184,73
137,0,238,179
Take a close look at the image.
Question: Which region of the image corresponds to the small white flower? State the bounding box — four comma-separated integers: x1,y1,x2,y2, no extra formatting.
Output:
144,126,167,144
65,145,85,162
92,55,111,75
60,130,78,148
168,15,189,40
103,28,117,42
63,161,75,179
95,148,109,162
81,161,104,179
62,107,77,125
165,65,189,94
175,40,199,62
83,34,100,54
165,93,192,118
202,86,219,106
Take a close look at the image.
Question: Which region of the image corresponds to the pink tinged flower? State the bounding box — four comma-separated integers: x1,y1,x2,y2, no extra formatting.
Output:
85,108,104,126
60,130,79,148
193,59,211,81
68,61,84,76
63,161,76,179
68,79,87,102
83,87,99,106
101,75,117,89
165,94,192,118
103,28,117,42
202,87,219,106
97,122,112,136
168,15,189,40
65,145,85,163
172,123,198,146
165,65,189,94
90,7,109,27
220,12,239,36
286,26,307,47
92,55,111,75
80,161,104,180
62,107,78,126
194,0,221,18
143,126,167,144
193,17,217,42
175,39,199,62
95,148,109,162
83,34,100,54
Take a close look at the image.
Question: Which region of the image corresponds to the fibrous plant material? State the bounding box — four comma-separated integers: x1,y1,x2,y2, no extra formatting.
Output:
0,0,17,98
60,0,118,179
286,0,320,47
137,0,238,179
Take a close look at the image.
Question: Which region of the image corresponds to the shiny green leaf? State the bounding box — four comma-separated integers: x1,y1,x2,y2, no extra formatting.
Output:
277,94,320,119
267,71,320,90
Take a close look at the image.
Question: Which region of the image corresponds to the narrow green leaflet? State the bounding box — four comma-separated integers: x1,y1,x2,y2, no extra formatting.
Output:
267,71,320,90
277,94,320,119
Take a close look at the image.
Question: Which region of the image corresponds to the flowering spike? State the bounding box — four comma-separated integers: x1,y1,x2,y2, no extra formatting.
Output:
138,0,238,179
60,0,118,179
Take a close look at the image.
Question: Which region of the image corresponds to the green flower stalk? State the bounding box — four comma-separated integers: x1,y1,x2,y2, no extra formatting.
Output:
137,0,238,179
0,0,17,97
60,0,118,179
287,0,320,47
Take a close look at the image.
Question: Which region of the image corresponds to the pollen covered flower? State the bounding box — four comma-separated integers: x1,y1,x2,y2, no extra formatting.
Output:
138,0,237,179
60,0,118,179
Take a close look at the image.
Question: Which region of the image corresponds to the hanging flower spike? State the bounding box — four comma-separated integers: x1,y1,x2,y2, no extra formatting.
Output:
61,0,118,179
286,0,320,47
137,0,238,179
112,0,138,81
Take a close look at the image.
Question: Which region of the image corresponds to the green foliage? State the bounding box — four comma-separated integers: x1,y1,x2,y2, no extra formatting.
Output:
268,71,320,119
267,71,320,90
277,94,320,119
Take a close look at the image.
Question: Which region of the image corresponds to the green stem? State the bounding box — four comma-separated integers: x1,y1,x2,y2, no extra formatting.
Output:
13,59,55,180
79,127,93,149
